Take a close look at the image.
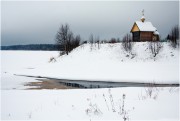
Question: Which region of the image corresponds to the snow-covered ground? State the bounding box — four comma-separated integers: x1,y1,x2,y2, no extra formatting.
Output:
1,42,179,120
1,51,57,90
1,87,179,120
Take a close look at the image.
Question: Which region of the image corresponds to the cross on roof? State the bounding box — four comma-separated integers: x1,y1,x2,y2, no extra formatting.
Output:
142,9,144,16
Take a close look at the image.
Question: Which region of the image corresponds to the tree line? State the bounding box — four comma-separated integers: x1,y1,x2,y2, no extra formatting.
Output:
1,44,62,51
55,24,125,55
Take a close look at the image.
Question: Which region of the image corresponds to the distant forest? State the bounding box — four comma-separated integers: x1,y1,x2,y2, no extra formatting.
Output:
1,44,64,51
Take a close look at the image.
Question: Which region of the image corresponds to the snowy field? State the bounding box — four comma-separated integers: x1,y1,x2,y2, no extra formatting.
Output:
1,88,179,120
1,42,179,120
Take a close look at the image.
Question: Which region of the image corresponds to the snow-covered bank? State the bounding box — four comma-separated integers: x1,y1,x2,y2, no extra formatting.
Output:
1,87,179,120
1,72,39,90
2,42,178,85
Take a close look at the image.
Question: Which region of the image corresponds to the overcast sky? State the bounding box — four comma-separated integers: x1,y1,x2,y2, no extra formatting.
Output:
1,1,179,46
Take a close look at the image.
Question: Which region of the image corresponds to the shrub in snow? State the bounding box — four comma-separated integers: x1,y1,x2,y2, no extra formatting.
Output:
118,94,132,121
169,87,179,93
85,100,103,116
121,94,126,114
28,112,32,119
103,94,109,111
138,83,160,100
59,51,66,56
148,41,162,57
145,85,160,100
108,89,116,112
49,57,56,63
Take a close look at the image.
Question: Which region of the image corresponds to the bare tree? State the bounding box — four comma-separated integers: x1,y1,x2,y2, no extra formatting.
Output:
55,24,70,55
116,38,121,43
73,35,81,49
89,34,94,51
95,36,100,49
67,31,74,52
122,34,133,53
55,24,81,55
167,25,179,48
67,33,81,52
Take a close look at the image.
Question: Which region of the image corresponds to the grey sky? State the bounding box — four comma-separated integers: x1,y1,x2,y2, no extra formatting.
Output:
1,1,179,46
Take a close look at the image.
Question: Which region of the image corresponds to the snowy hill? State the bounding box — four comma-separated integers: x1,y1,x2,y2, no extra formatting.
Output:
61,42,178,62
3,42,178,84
1,42,179,120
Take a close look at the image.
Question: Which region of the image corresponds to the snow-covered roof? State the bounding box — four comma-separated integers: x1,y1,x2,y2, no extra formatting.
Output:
135,21,156,32
154,30,159,35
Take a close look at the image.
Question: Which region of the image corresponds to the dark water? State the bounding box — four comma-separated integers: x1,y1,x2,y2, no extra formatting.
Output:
15,74,179,89
49,78,179,89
